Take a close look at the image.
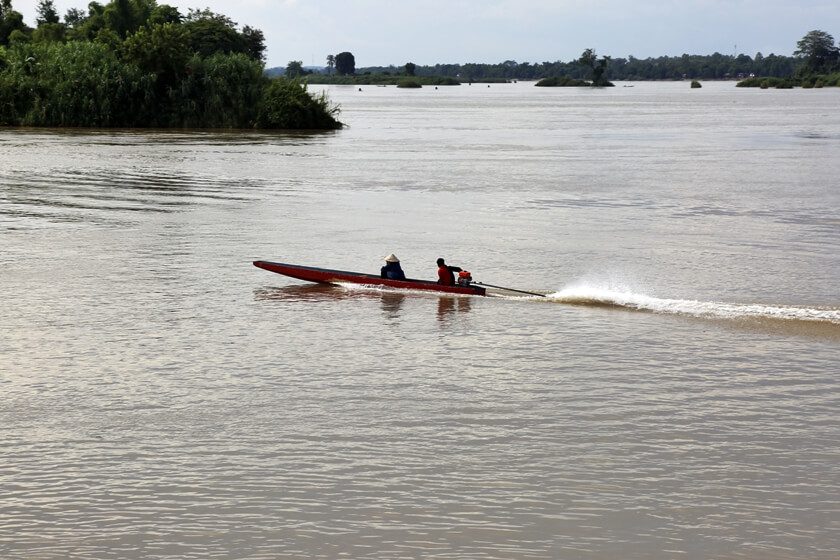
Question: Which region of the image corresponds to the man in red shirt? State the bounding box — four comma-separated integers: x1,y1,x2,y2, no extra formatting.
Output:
436,258,462,285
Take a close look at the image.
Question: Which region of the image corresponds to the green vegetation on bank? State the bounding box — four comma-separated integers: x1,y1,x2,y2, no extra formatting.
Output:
0,0,341,129
736,74,840,89
350,52,797,82
737,30,840,88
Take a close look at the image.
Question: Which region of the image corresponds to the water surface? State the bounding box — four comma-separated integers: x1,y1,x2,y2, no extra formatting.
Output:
1,81,839,559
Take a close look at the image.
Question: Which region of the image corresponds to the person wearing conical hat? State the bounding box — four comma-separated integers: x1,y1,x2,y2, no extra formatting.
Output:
380,253,406,280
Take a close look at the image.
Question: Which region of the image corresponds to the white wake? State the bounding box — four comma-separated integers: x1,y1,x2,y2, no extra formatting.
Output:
543,284,840,325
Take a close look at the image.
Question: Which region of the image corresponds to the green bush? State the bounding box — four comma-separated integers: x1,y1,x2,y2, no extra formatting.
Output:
736,77,762,87
396,79,422,88
823,72,840,86
256,78,341,129
690,80,702,88
737,76,801,89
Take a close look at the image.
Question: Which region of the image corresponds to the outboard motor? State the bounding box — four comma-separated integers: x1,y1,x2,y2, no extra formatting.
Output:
457,270,473,286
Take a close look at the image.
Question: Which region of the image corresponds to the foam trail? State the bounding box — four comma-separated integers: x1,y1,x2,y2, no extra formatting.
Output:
545,285,840,325
336,282,473,298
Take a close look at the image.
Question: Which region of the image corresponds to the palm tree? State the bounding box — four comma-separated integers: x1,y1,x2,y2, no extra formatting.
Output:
326,54,335,76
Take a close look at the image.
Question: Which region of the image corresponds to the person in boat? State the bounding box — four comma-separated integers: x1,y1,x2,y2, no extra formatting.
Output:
436,258,463,286
381,254,406,280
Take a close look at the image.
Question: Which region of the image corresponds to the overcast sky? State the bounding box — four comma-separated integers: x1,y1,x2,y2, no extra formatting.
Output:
11,0,840,68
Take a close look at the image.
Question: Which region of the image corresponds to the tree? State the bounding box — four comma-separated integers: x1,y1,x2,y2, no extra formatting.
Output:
64,8,86,27
121,22,189,105
578,48,612,86
183,16,245,58
33,22,65,42
102,0,137,38
325,54,334,75
65,2,105,41
148,4,181,26
241,25,265,61
0,2,27,46
36,0,60,25
285,60,305,78
181,9,263,61
404,61,416,76
334,51,354,75
794,30,839,74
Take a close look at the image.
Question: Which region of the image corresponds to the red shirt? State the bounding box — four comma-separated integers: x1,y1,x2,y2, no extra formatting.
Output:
438,265,454,285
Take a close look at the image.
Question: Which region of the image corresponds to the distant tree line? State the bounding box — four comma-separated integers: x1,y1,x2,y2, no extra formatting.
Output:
266,30,839,89
359,52,798,82
335,31,840,83
0,0,341,128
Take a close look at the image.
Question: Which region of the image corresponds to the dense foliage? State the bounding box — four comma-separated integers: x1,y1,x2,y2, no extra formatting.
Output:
794,30,840,74
0,0,341,129
736,73,840,89
334,51,355,76
578,48,613,86
255,78,340,129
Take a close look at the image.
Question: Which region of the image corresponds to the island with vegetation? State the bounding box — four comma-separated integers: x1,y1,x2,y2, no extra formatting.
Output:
736,30,840,88
0,0,341,129
535,49,613,87
270,30,839,91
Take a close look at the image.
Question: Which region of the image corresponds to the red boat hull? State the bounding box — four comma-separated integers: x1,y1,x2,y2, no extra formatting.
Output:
253,260,487,296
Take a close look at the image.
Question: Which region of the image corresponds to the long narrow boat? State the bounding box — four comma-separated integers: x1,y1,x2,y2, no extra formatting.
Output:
253,260,487,296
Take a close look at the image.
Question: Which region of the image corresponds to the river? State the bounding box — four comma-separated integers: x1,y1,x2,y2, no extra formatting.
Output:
1,81,839,559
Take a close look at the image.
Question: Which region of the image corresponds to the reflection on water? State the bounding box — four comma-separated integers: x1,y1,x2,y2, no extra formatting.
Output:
437,296,472,322
0,126,337,146
254,284,413,322
380,292,406,319
253,283,347,302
